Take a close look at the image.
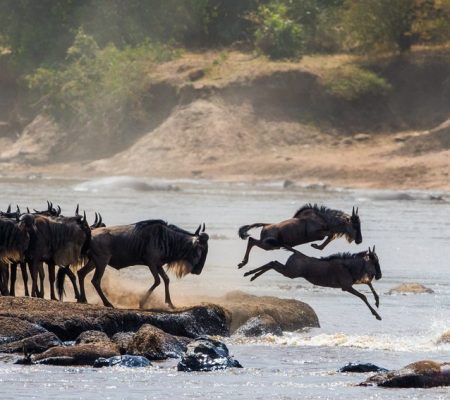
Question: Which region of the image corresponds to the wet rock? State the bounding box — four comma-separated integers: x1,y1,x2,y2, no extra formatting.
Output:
387,283,434,295
177,337,242,372
234,314,283,337
0,316,48,344
75,330,111,345
361,360,450,388
93,355,151,368
437,331,450,345
339,362,388,373
0,297,230,341
0,332,62,354
32,342,120,366
112,332,135,353
127,324,189,360
216,291,319,333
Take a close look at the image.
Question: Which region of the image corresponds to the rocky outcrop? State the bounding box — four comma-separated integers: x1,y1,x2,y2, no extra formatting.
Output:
127,324,189,360
234,314,283,337
0,297,230,340
177,337,242,372
361,360,450,388
215,291,319,333
32,342,120,366
387,283,434,295
0,316,61,354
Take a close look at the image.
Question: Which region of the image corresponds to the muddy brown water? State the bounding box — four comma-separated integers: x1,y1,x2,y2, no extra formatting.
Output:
0,176,449,399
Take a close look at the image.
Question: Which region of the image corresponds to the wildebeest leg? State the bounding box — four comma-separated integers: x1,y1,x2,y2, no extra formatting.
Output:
29,261,40,298
64,266,81,301
244,261,285,281
139,265,161,309
37,263,45,298
48,261,57,300
90,261,113,308
10,263,17,296
238,237,280,269
367,282,380,308
20,263,30,297
158,267,174,309
344,286,382,320
77,260,96,303
311,235,332,250
0,263,9,295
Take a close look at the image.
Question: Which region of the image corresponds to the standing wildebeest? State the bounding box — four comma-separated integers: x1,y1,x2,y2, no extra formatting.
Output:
20,213,91,299
69,220,209,309
244,246,382,320
0,216,30,295
238,204,362,268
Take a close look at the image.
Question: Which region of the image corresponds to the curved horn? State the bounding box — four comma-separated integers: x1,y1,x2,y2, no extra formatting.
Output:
194,224,201,236
352,206,355,217
27,207,30,214
356,207,359,215
75,204,79,216
57,205,61,216
83,211,86,222
47,201,51,210
98,213,103,226
16,205,20,214
7,204,11,213
202,223,205,232
372,245,376,253
93,213,98,225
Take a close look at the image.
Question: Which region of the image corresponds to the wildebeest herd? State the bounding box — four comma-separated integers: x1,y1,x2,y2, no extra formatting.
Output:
0,202,382,320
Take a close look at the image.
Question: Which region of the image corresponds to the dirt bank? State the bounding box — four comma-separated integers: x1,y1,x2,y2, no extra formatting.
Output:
0,49,449,190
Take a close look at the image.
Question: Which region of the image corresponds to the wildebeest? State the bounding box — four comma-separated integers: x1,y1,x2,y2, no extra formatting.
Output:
0,216,30,295
244,246,382,320
20,212,91,299
63,219,209,309
238,204,362,268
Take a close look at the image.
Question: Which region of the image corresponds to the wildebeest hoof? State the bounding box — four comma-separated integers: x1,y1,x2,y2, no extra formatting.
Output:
237,262,246,269
376,314,382,320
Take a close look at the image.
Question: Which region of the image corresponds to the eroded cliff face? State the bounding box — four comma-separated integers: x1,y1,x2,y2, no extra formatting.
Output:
0,51,449,189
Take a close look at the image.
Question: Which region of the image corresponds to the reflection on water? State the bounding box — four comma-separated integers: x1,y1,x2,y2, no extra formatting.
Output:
0,177,449,399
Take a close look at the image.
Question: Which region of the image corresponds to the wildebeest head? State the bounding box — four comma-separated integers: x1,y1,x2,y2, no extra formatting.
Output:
189,223,209,275
366,245,381,280
345,206,362,244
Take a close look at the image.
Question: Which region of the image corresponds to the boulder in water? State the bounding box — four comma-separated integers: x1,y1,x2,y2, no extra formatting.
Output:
127,324,189,360
75,330,111,345
387,283,434,295
234,314,283,337
361,360,450,388
177,337,242,372
111,332,135,353
93,355,151,368
339,362,388,373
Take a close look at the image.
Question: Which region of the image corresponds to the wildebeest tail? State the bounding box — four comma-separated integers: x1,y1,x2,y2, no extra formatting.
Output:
238,223,269,239
56,268,67,300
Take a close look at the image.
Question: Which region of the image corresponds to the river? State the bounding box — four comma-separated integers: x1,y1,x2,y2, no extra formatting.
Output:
0,176,449,399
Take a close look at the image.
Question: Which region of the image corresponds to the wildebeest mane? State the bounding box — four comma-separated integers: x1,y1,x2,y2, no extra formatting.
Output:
294,204,348,223
320,250,368,261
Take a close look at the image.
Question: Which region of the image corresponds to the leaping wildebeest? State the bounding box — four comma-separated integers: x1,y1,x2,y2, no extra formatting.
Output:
244,246,382,320
238,204,362,268
59,219,209,309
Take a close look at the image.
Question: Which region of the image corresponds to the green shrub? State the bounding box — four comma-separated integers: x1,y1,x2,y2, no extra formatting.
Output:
26,30,179,145
254,4,304,60
322,65,391,101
